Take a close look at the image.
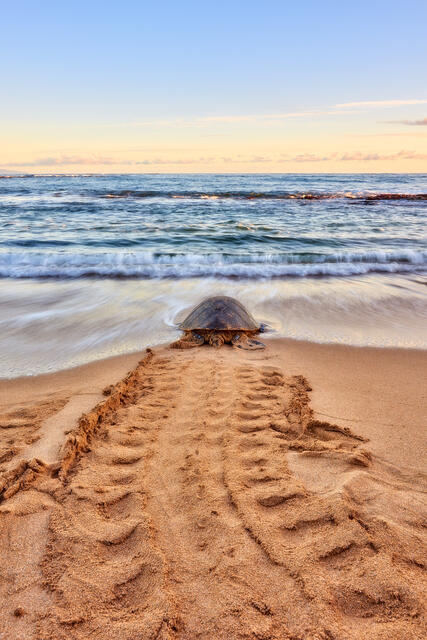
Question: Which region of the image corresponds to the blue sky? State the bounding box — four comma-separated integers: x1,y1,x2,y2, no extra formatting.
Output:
1,0,427,172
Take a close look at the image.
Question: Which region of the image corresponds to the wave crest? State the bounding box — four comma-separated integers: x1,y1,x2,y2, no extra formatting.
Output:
99,190,427,201
0,250,425,279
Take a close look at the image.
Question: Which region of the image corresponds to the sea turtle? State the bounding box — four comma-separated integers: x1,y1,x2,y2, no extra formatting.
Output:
170,296,266,350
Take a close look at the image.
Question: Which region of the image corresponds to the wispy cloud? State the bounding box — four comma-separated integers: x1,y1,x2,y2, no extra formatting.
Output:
4,150,427,168
6,155,215,167
7,155,122,167
389,117,427,126
286,150,427,162
289,153,329,163
197,111,322,123
134,157,214,165
96,98,427,129
334,99,427,108
100,110,343,128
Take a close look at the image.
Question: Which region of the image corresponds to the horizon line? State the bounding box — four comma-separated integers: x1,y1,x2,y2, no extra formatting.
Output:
2,171,427,177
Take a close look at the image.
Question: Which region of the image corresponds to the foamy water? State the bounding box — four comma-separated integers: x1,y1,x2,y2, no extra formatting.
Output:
0,274,426,378
0,173,426,377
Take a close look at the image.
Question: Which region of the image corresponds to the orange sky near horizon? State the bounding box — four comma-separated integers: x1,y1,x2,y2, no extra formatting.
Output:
2,100,426,174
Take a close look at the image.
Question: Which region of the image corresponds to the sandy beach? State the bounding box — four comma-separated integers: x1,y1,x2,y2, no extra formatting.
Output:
0,338,426,639
2,0,427,636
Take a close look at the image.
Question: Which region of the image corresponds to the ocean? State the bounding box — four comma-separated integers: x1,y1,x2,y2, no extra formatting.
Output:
1,173,426,377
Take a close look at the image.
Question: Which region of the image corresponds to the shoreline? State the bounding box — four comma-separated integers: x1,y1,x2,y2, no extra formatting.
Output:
2,334,427,384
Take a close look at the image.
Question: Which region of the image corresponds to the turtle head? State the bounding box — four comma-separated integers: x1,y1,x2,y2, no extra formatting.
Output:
209,332,225,348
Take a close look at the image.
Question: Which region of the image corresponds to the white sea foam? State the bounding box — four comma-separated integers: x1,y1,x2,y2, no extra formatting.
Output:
0,250,425,279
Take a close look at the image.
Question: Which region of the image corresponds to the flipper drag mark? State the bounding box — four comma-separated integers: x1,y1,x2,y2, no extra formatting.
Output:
1,348,425,639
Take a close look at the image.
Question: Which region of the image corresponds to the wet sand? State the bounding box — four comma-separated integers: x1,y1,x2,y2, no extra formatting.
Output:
0,338,426,639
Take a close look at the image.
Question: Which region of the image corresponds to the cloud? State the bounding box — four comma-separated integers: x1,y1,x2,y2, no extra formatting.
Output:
100,110,334,128
7,155,122,167
97,99,427,129
350,132,427,138
286,150,427,162
5,155,216,167
390,117,427,126
3,150,427,169
290,153,329,163
197,111,322,123
334,99,427,108
133,157,214,165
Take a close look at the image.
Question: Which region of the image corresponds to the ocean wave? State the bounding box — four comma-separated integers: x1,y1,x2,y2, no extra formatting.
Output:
0,250,425,279
1,178,426,201
98,190,427,201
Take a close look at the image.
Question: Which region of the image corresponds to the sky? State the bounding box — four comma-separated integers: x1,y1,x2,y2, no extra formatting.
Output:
1,0,427,173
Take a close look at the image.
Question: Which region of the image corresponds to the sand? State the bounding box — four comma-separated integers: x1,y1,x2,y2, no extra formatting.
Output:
0,338,426,639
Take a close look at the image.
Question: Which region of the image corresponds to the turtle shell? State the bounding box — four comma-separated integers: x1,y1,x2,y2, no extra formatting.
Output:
180,296,259,331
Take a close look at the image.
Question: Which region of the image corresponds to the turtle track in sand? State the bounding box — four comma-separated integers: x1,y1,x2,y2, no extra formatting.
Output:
1,348,426,639
0,396,69,471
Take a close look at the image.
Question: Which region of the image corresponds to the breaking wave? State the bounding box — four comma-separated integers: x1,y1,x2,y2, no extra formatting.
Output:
1,176,427,201
100,190,427,201
0,250,425,279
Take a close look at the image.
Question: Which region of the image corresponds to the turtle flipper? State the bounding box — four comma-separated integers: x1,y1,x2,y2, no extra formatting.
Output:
170,332,205,349
232,334,265,350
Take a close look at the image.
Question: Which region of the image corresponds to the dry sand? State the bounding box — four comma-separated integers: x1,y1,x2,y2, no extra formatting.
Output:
0,338,426,639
